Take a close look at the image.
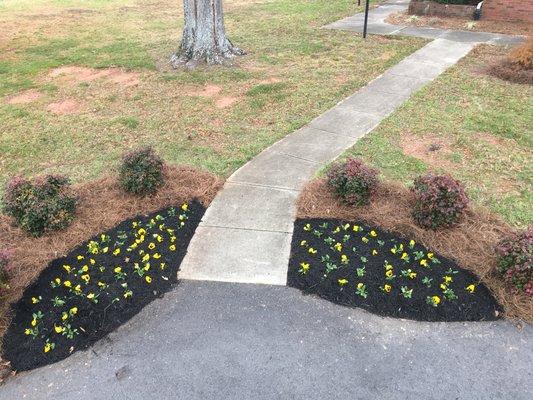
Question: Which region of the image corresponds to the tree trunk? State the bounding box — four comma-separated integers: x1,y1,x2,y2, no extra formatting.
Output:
171,0,244,68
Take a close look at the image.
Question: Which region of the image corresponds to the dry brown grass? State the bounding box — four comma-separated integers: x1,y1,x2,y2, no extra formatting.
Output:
298,179,532,324
486,39,533,84
0,166,222,340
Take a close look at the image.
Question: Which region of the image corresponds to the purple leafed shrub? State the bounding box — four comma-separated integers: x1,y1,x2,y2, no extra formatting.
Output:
411,174,469,230
327,158,379,206
119,147,165,196
2,175,77,237
496,228,532,296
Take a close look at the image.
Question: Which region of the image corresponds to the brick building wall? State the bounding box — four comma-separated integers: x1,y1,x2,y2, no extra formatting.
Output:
482,0,533,23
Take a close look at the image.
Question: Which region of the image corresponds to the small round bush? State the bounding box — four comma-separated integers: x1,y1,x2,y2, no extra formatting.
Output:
326,158,379,206
2,175,77,237
496,228,532,297
411,174,469,230
119,147,164,196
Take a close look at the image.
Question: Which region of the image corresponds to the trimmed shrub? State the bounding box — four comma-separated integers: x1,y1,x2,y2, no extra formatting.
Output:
326,158,379,206
119,147,164,196
496,228,532,296
411,174,469,230
2,175,77,237
0,249,14,286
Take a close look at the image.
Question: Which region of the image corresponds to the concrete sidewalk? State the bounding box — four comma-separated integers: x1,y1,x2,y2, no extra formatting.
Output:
324,0,524,45
1,281,531,400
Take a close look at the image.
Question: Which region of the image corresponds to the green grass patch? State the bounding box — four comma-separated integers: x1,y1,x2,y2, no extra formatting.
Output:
342,45,533,228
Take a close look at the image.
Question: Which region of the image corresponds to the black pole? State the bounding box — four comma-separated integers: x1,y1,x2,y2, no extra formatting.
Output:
363,0,370,39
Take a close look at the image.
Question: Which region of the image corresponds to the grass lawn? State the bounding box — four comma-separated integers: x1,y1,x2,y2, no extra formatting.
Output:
343,45,532,228
0,0,424,194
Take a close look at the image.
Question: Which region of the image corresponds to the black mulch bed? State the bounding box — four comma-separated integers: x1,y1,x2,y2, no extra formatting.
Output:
3,201,205,371
288,218,501,322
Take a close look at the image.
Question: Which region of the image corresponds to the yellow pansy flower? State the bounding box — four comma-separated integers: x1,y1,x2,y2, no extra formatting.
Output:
338,278,348,287
372,250,378,256
432,296,441,305
138,228,146,236
63,280,72,288
145,276,152,284
299,262,310,273
169,245,176,251
81,274,90,283
341,254,349,264
81,265,89,272
153,253,161,259
334,243,342,252
466,284,476,294
114,267,122,273
308,248,317,254
181,203,189,211
62,312,68,321
31,297,40,304
148,243,156,250
87,293,95,300
77,255,84,261
383,284,392,293
54,325,64,334
31,318,37,327
300,240,307,246
420,259,428,267
24,329,31,335
444,276,453,284
160,262,166,270
113,248,121,256
427,253,434,259
70,307,78,315
44,343,52,353
370,230,377,237
142,254,150,262
362,237,369,243
385,270,394,278
63,265,72,273
89,258,96,265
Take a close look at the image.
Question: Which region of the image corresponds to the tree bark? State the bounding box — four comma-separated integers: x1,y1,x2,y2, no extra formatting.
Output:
171,0,244,68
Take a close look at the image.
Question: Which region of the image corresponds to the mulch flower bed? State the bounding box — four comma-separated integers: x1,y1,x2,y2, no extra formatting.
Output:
296,179,533,323
289,218,501,321
0,166,222,376
2,202,204,371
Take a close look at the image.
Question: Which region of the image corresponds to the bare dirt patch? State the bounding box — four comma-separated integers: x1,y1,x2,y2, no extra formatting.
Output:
187,84,223,98
49,66,140,87
400,133,455,170
297,179,531,323
215,96,239,109
386,11,531,36
46,99,81,115
5,89,42,105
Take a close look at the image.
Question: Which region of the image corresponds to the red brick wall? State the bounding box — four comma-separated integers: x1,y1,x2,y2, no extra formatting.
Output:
482,0,533,23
